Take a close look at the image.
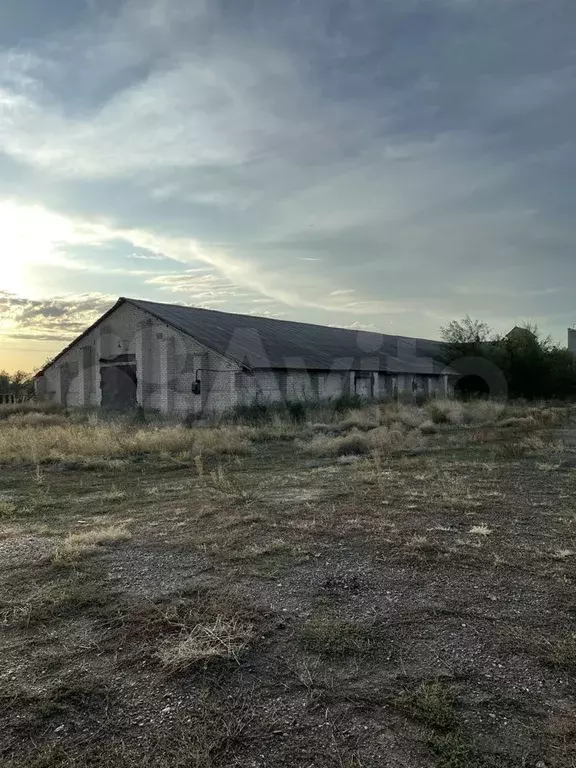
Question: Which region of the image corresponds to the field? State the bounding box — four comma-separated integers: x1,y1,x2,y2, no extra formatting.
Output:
1,399,576,767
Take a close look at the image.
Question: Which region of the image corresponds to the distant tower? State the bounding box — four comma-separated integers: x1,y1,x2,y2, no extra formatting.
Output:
568,328,576,354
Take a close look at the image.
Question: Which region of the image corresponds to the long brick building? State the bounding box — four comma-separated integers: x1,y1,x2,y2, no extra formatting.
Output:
34,297,453,414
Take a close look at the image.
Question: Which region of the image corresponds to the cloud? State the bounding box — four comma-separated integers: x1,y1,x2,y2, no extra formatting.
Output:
246,308,286,318
1,0,576,359
145,270,254,301
0,291,115,343
329,320,379,333
126,251,167,261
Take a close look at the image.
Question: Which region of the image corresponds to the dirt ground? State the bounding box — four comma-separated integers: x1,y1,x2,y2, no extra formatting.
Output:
1,417,575,767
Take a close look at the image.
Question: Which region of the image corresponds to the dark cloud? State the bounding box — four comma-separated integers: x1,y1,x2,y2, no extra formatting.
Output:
0,292,115,341
0,0,575,355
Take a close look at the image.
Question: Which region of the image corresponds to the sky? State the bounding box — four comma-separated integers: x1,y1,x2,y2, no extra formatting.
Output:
0,0,575,374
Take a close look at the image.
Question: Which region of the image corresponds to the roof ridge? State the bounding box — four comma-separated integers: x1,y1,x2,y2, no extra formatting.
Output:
125,296,441,345
36,296,448,378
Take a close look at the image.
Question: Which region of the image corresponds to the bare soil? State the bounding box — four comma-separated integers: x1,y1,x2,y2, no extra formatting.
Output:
1,419,575,767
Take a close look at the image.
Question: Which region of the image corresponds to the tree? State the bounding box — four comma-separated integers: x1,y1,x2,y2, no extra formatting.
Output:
440,316,493,362
0,370,34,402
441,316,492,346
440,318,576,400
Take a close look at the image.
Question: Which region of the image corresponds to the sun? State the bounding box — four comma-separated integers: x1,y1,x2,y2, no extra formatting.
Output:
0,257,24,295
0,200,83,296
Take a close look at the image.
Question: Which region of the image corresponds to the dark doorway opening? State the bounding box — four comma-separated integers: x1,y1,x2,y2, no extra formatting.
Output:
455,374,490,399
100,355,137,409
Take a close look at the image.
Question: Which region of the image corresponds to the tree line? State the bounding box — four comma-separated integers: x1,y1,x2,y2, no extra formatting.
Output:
0,371,34,403
440,317,576,400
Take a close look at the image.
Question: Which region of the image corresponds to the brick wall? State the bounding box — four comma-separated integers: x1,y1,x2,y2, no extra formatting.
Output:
39,303,239,414
38,303,451,414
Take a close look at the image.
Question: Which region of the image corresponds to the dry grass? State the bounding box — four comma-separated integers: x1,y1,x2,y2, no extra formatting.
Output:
462,399,507,424
520,434,566,453
245,416,302,442
468,524,492,536
422,398,568,429
1,397,575,767
6,412,70,427
300,398,566,459
422,398,551,427
419,419,438,435
0,423,251,462
310,399,517,434
0,398,566,466
158,615,255,668
426,400,466,425
304,429,374,456
1,577,106,628
334,407,381,432
297,617,382,658
0,499,18,517
493,442,528,460
209,464,258,504
393,403,430,429
0,401,64,420
51,523,132,565
551,549,574,560
303,425,424,457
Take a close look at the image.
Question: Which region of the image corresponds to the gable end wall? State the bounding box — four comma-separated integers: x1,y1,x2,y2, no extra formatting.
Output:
38,303,240,414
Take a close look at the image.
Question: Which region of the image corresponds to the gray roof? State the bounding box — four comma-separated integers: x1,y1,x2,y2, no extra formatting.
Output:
128,298,449,375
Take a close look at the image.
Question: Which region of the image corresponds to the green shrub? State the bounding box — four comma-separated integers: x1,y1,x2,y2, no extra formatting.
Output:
286,401,307,422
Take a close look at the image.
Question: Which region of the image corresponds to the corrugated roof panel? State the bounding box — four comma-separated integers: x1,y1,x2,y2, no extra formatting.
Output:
127,298,449,374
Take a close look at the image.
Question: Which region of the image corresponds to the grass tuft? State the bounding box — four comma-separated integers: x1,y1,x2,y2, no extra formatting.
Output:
158,615,254,668
1,577,108,628
0,499,18,517
51,524,131,566
297,617,381,658
493,442,528,460
209,465,258,504
469,524,492,536
302,425,424,457
304,429,374,457
395,681,457,729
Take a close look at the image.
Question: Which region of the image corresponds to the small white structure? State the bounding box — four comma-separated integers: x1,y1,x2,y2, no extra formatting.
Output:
34,297,453,415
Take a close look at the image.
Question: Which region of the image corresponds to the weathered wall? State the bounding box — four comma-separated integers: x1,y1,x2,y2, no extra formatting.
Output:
37,303,451,414
39,303,239,414
229,369,449,411
233,370,349,406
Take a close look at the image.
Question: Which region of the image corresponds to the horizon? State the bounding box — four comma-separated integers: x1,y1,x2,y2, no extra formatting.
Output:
9,295,576,379
1,0,575,374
